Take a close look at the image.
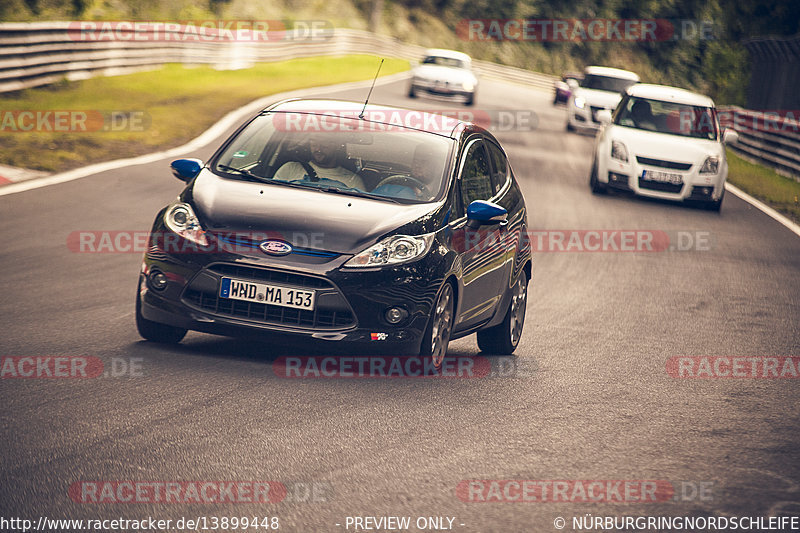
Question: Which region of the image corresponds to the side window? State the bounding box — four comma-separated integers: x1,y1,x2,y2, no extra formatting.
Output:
487,141,508,194
459,140,493,211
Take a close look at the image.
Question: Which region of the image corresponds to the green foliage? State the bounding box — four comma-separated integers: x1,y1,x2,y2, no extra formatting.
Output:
0,56,409,172
726,149,800,223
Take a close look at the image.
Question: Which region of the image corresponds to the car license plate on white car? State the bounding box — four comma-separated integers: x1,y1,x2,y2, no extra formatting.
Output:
220,278,315,311
642,169,683,184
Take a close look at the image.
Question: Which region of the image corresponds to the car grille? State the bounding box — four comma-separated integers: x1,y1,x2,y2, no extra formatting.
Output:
638,177,684,193
182,264,356,330
636,156,692,171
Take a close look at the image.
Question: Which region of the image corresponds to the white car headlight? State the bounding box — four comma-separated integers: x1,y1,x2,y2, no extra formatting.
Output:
344,234,434,268
463,81,474,91
574,96,586,109
611,140,629,162
700,156,720,174
164,201,209,246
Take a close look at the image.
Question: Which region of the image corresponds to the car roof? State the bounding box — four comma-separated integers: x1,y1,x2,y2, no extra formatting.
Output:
627,83,715,107
584,66,640,81
423,48,472,63
266,98,477,138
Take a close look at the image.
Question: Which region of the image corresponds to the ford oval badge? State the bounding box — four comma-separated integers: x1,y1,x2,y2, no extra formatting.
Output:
259,240,292,256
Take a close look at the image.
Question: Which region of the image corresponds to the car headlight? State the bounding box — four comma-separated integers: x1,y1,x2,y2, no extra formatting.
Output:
574,96,586,109
611,140,628,162
344,234,434,268
700,156,720,174
164,201,209,246
463,81,474,91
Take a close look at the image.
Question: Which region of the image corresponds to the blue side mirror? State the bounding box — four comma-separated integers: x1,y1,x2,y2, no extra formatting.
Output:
467,200,507,226
170,159,203,182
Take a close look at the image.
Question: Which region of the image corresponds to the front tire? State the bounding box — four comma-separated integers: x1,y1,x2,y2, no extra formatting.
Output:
589,157,606,194
408,85,417,98
464,93,475,106
420,282,455,369
477,272,528,354
135,282,187,344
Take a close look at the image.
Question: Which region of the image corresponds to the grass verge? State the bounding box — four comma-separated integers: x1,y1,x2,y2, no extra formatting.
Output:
726,149,800,223
0,55,409,172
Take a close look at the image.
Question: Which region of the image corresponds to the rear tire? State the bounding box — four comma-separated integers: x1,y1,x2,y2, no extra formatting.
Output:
420,282,455,369
589,157,606,194
135,282,187,344
477,272,528,355
566,121,575,132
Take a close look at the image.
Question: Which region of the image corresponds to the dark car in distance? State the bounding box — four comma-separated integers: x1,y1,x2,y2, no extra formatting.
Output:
553,72,582,105
136,99,531,367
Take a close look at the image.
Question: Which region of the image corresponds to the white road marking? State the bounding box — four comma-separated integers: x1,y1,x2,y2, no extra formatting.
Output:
725,182,800,238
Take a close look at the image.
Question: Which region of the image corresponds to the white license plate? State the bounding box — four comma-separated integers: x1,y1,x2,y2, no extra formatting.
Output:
219,278,315,311
642,169,683,184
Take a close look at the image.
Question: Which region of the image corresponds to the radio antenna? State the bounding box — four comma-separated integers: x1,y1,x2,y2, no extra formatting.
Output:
359,58,384,119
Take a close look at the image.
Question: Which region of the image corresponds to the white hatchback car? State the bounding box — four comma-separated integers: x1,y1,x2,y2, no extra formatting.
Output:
567,66,639,132
408,49,478,106
590,83,738,210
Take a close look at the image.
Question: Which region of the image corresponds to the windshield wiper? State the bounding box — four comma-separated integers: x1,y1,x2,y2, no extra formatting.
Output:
272,180,404,203
217,164,270,183
317,186,402,204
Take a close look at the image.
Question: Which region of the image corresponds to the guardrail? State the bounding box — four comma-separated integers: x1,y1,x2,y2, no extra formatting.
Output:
719,106,800,180
0,22,556,93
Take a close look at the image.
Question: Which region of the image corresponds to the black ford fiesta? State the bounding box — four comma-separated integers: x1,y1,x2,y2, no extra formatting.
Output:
136,99,531,367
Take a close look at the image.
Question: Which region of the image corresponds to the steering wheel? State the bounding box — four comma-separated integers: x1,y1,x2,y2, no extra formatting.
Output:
374,174,430,198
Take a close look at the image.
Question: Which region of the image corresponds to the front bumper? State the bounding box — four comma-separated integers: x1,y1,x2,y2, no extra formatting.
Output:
411,79,474,99
600,155,725,202
139,238,449,353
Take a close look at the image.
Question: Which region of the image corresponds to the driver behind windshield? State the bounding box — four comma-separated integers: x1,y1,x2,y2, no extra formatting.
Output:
630,99,656,131
275,134,365,190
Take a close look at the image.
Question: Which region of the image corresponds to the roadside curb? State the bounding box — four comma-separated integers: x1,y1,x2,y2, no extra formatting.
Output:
0,163,50,185
725,182,800,238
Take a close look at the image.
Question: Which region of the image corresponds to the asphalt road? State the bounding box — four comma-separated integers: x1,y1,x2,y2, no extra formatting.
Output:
1,75,799,533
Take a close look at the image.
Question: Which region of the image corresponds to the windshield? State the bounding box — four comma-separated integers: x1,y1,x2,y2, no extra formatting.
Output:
422,56,467,69
213,112,454,203
581,74,637,93
614,96,719,140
